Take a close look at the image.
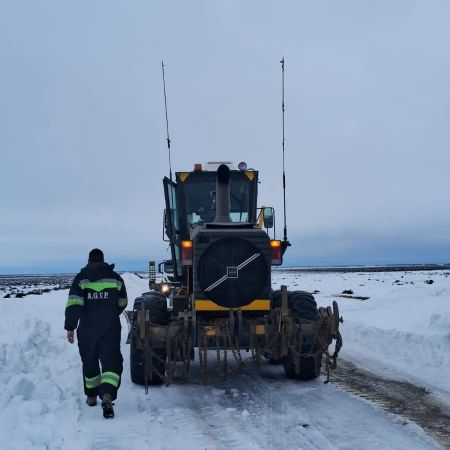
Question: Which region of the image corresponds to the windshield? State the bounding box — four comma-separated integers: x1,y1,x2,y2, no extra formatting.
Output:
183,174,251,227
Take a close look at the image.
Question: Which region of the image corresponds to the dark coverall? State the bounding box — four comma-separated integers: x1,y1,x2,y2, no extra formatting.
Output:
65,262,128,400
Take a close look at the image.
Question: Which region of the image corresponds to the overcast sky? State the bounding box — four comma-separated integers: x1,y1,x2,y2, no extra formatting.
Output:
1,1,449,274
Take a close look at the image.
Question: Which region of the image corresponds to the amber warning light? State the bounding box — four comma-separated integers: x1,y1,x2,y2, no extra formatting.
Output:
182,240,193,265
270,240,282,265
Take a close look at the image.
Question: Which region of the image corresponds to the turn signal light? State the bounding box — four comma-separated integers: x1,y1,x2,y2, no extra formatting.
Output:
182,240,193,265
270,240,282,265
194,163,202,172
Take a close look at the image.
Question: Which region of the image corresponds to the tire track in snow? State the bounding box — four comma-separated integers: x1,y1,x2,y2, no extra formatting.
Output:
150,357,442,450
47,346,442,450
229,371,336,450
149,384,264,450
332,359,450,449
173,364,336,450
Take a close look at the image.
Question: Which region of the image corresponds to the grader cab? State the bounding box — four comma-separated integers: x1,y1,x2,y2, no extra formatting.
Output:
128,161,342,387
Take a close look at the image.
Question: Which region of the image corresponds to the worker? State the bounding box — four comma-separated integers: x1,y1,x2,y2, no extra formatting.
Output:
64,248,128,419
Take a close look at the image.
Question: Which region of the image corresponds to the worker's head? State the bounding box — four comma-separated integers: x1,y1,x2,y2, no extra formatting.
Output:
88,248,104,263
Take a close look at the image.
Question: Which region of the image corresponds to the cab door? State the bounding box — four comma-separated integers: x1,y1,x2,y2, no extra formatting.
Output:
163,177,181,280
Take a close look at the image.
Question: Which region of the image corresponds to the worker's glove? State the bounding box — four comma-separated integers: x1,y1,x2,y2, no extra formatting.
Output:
67,330,75,344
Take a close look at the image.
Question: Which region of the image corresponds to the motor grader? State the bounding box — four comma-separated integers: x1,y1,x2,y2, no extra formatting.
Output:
128,161,342,387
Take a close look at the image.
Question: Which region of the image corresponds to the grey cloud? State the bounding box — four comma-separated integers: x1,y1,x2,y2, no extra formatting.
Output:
1,1,449,273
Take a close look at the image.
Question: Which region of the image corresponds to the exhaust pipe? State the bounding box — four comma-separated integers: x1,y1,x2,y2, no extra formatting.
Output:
214,164,232,223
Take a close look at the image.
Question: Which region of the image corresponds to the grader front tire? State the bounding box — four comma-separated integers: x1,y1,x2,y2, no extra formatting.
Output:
273,290,322,380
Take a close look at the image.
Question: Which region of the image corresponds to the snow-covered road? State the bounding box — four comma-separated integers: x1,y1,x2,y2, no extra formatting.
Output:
1,270,449,449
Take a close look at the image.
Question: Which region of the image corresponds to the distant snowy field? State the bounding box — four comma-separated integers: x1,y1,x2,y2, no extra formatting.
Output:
0,270,448,450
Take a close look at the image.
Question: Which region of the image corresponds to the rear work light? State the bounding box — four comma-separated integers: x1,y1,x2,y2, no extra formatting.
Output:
181,240,193,265
270,240,282,265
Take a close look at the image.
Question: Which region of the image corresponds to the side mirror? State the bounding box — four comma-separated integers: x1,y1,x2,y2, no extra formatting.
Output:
263,207,274,229
158,262,164,273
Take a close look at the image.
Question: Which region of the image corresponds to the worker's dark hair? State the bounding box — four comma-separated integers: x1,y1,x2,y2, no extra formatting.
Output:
88,248,104,263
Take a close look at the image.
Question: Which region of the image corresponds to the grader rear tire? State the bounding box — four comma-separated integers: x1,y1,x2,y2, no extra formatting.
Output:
130,292,168,385
273,290,322,380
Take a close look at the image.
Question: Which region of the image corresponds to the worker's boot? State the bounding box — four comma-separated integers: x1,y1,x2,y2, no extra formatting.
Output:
101,394,114,419
86,396,97,407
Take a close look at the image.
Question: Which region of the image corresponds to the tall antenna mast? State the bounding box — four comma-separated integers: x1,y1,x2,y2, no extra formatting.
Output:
281,57,289,244
161,61,173,182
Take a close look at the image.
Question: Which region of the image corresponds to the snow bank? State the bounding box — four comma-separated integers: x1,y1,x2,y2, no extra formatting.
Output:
0,292,82,449
273,270,450,400
120,272,149,303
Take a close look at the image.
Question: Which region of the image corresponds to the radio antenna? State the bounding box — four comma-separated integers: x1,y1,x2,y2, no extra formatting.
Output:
161,61,173,182
280,57,289,245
